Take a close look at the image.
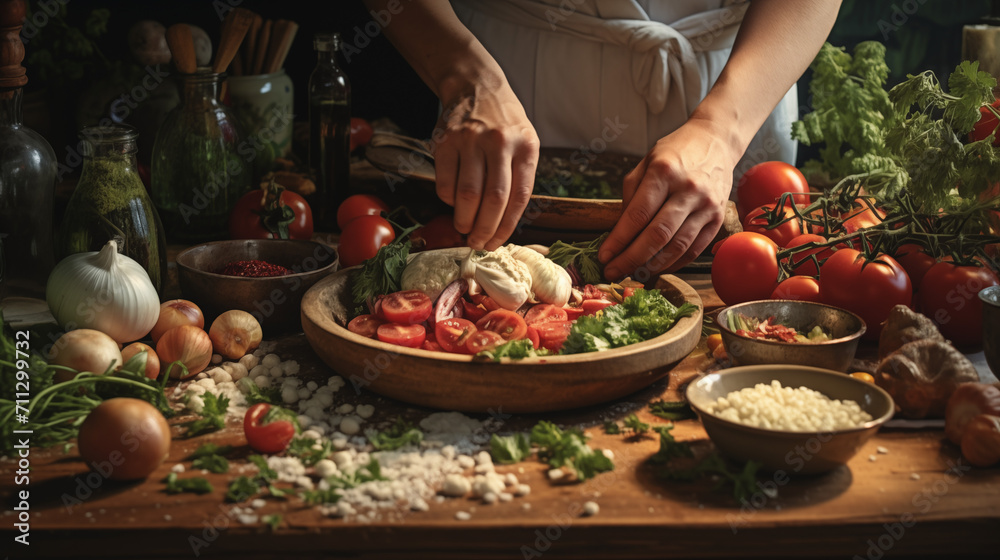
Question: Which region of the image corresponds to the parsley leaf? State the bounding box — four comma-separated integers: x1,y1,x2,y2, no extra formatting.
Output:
546,233,608,284
602,420,621,435
489,433,532,464
225,476,260,503
649,425,762,502
163,473,214,495
365,418,423,451
476,338,551,361
286,436,333,466
561,290,697,355
649,399,696,421
529,421,613,482
350,226,419,316
192,454,229,474
622,414,649,435
183,392,230,437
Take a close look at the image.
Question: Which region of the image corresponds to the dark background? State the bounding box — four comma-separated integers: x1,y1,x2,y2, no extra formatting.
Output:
18,0,997,167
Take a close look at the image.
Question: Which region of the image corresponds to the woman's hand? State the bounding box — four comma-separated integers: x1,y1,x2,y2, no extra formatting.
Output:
598,117,741,280
433,84,540,251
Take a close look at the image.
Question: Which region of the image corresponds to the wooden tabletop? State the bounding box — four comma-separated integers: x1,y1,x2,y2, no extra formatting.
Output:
3,267,999,560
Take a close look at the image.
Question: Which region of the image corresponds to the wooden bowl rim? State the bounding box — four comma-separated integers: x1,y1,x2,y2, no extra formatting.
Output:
176,239,338,281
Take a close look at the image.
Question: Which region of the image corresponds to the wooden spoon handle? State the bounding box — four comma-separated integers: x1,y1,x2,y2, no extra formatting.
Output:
213,7,254,74
251,19,272,75
166,23,197,74
264,20,298,74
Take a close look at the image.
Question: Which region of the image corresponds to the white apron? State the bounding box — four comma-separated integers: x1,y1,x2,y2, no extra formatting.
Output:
451,0,799,176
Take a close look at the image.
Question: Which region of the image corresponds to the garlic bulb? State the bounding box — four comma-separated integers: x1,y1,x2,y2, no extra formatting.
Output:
46,240,160,343
507,244,573,307
460,246,533,310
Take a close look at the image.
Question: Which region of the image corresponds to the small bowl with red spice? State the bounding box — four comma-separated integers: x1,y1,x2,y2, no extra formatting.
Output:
176,239,337,332
715,300,866,372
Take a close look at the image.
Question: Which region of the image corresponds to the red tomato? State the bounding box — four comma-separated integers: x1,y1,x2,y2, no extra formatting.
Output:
623,287,636,298
412,214,466,251
735,161,811,221
525,325,541,349
382,290,433,324
465,330,506,354
969,100,1000,145
524,303,569,326
470,293,501,312
581,299,616,316
563,306,585,321
535,320,573,352
893,243,937,293
711,232,780,305
349,117,374,151
422,339,443,352
244,403,298,454
338,215,396,268
336,194,390,230
919,261,1000,347
376,323,426,348
771,276,822,302
742,203,804,248
784,233,835,277
229,188,313,240
839,200,885,236
462,299,488,323
580,285,608,301
435,318,478,354
818,249,912,340
476,309,528,341
347,314,384,338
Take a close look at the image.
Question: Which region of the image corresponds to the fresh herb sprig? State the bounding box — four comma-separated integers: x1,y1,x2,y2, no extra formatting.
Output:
650,425,761,502
547,233,609,285
190,443,233,474
163,473,214,495
350,225,420,316
490,433,532,464
530,421,613,482
365,417,423,451
561,289,697,354
182,393,230,437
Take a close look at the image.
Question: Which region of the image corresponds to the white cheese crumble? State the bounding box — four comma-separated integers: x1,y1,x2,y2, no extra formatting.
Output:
707,380,873,431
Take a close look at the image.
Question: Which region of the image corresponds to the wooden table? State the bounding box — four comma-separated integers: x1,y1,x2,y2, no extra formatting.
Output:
3,266,1000,559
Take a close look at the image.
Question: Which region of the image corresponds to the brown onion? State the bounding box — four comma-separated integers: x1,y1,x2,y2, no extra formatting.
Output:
121,342,161,381
150,299,204,343
209,310,263,360
49,329,123,382
78,398,171,480
156,325,213,379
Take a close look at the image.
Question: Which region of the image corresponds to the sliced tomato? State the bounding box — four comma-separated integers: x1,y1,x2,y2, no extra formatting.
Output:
381,290,433,324
421,339,443,352
524,303,569,326
462,299,488,323
525,325,540,349
535,320,573,352
623,287,636,298
563,305,585,321
376,323,426,348
434,318,478,354
476,309,528,341
465,330,506,354
470,293,501,312
582,299,616,316
347,314,384,338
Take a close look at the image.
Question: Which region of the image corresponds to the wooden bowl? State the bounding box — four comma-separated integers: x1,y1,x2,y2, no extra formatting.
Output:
176,239,337,333
301,271,703,413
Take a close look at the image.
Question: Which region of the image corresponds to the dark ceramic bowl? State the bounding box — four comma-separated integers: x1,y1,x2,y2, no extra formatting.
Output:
980,286,1000,377
176,239,337,333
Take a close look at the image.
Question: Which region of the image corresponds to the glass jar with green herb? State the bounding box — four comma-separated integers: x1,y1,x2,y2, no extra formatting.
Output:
59,124,167,294
151,69,251,242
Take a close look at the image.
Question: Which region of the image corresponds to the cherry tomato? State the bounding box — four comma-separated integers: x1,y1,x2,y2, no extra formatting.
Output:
969,100,1000,145
525,325,541,349
535,320,573,352
347,314,384,338
376,323,426,348
742,204,803,247
818,248,912,340
711,232,780,305
338,215,396,268
77,398,171,481
381,290,433,324
422,338,443,352
349,117,374,151
582,299,616,316
771,276,821,302
462,299,488,323
435,318,478,354
735,161,811,221
470,293,501,312
476,309,528,341
244,403,299,454
336,194,390,230
465,330,506,354
524,303,569,326
893,243,937,293
230,187,313,240
919,261,1000,347
412,214,466,251
784,233,836,277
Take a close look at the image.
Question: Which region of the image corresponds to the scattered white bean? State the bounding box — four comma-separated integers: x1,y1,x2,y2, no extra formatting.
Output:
708,380,872,432
335,403,354,415
355,404,375,419
582,501,600,516
239,354,258,371
262,353,281,368
228,363,249,381
254,376,272,389
339,417,361,435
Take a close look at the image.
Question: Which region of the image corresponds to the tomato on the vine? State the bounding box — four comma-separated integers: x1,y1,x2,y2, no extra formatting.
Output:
244,403,299,454
784,233,835,277
771,276,821,303
818,248,912,340
230,183,313,240
338,215,395,268
350,117,374,152
969,100,1000,145
919,260,1000,347
735,161,811,220
742,203,803,247
412,214,466,251
893,243,937,293
838,199,885,236
711,232,780,305
337,194,390,230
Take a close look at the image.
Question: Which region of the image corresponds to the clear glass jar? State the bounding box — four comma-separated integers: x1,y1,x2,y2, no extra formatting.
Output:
59,124,168,295
0,87,57,301
228,69,294,182
151,69,252,242
309,33,352,230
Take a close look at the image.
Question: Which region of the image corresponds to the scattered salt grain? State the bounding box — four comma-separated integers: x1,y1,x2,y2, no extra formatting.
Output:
877,446,889,455
455,511,471,521
583,501,600,517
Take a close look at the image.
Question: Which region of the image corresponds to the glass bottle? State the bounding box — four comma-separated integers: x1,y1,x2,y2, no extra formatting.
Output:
0,86,57,301
151,70,252,242
59,124,168,295
309,33,352,230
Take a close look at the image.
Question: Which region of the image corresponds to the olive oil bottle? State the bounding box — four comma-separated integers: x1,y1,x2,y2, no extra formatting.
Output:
308,33,351,231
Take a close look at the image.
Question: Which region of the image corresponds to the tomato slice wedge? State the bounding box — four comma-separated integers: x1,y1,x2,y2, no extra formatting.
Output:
581,299,616,316
476,309,528,341
563,305,585,321
462,299,488,323
524,303,569,326
376,323,426,348
525,325,540,349
381,290,433,324
535,320,572,352
434,318,478,354
465,330,506,354
347,314,384,338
